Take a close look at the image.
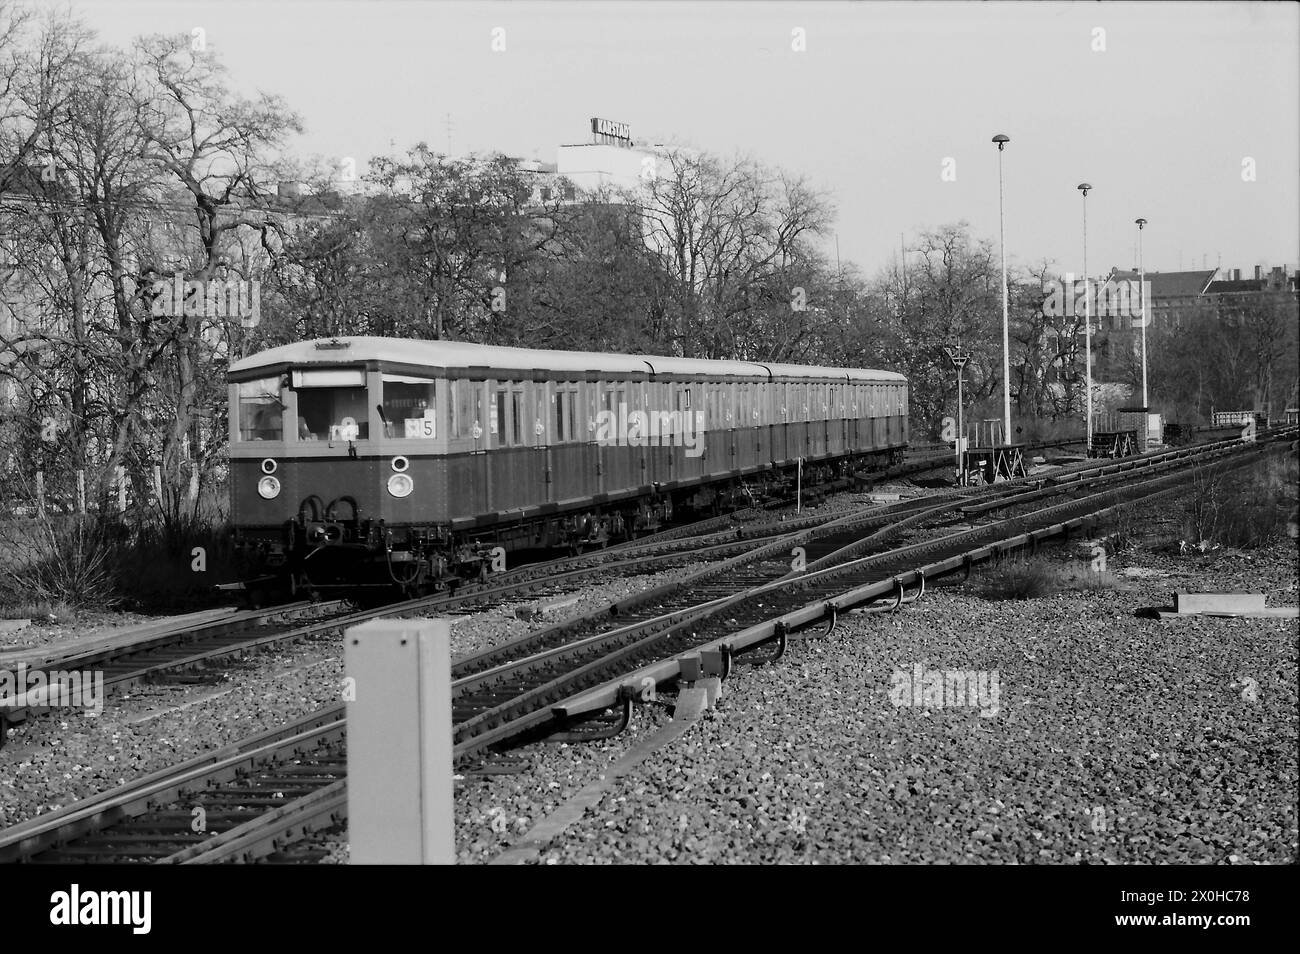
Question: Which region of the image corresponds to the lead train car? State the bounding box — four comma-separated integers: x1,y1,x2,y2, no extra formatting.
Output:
228,337,909,597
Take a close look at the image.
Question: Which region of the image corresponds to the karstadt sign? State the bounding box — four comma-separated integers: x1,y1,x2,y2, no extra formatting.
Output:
591,117,632,143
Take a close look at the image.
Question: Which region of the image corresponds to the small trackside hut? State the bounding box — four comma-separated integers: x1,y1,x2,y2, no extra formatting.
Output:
226,337,909,599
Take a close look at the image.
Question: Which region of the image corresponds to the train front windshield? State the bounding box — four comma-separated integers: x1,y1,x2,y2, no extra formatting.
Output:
292,369,369,441
237,378,286,441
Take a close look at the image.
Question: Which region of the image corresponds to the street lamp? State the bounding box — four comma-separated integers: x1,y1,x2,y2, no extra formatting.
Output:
1078,182,1093,446
1135,217,1148,409
992,134,1011,444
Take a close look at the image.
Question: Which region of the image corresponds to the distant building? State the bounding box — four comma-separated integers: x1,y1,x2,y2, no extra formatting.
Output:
1204,264,1298,299
1096,263,1299,415
556,118,696,203
1104,268,1217,330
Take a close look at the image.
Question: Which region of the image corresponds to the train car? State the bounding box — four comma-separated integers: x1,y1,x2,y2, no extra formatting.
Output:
227,337,908,598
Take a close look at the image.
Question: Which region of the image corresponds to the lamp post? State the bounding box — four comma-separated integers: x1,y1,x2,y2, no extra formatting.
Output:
992,134,1011,444
1135,217,1148,409
1077,183,1093,446
944,345,969,482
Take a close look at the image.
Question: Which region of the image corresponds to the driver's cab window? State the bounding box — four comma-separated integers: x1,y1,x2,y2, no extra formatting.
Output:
379,374,437,439
293,368,369,441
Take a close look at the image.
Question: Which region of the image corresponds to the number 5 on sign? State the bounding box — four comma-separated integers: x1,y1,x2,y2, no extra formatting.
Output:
405,416,436,438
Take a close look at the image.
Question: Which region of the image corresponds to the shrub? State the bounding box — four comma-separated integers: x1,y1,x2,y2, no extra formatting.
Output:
979,559,1060,600
1098,504,1145,555
1180,453,1298,551
0,508,240,614
3,515,120,609
108,515,239,611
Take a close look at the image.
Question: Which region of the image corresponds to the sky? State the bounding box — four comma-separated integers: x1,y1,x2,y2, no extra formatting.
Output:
48,0,1300,281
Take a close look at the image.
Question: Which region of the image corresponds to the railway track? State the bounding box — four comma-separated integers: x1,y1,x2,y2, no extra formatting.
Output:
3,427,1291,863
446,429,1290,754
0,504,853,742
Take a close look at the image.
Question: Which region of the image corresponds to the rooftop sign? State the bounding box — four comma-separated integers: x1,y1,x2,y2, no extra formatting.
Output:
591,117,632,145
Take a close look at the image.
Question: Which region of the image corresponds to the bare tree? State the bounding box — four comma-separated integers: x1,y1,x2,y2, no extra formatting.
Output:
639,150,833,359
130,32,303,519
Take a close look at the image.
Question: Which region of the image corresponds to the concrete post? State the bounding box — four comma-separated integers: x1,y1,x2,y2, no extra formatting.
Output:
345,619,454,864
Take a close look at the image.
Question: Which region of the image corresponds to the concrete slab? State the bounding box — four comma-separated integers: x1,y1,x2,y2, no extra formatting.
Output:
0,619,31,634
1158,607,1297,620
1175,593,1267,615
0,607,238,668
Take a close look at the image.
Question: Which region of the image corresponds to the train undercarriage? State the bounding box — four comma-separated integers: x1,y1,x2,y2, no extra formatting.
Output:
231,447,905,606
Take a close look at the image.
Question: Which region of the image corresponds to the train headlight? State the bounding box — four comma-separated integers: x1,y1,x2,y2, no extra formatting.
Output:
260,457,277,475
257,475,281,499
387,473,414,498
391,456,410,473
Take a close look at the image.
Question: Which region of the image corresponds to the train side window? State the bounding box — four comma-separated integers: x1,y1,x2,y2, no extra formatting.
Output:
495,386,508,444
511,389,524,445
555,388,567,442
455,380,474,438
380,374,437,439
573,382,587,441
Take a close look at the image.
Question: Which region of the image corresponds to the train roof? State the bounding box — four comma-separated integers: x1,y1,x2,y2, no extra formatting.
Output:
229,337,907,384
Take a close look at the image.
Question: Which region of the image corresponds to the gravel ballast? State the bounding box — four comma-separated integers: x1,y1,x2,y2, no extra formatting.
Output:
8,479,1293,864
521,539,1297,864
0,569,719,833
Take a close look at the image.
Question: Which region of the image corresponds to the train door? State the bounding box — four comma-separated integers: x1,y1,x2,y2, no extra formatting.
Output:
551,381,582,502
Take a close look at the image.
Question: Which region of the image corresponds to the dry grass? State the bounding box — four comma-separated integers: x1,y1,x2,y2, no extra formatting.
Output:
978,557,1121,601
1182,453,1299,551
0,600,72,623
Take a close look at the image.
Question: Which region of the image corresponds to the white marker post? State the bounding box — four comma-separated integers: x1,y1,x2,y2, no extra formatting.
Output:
345,619,454,864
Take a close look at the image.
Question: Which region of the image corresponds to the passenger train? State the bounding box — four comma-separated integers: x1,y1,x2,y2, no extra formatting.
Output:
227,337,909,599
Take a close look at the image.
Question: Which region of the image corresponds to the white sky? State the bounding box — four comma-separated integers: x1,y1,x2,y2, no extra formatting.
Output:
53,0,1300,280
